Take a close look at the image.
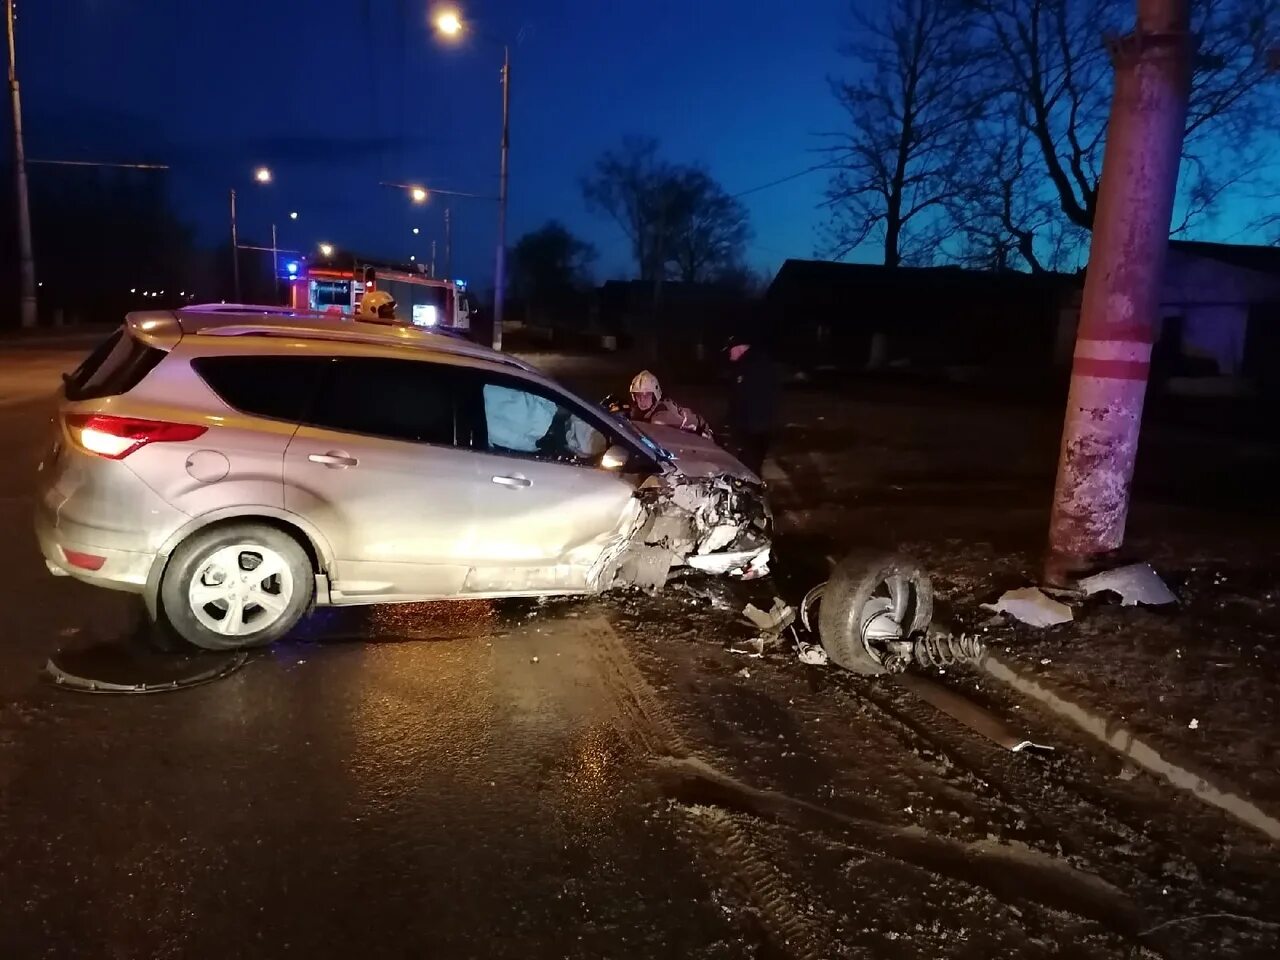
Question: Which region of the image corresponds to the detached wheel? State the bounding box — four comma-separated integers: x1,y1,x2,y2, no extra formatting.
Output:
817,552,933,676
160,524,314,651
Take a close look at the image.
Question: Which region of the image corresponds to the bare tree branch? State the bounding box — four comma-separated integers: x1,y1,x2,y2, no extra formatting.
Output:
820,0,986,267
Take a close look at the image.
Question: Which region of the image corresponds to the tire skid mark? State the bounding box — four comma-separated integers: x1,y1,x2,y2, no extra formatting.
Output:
582,614,844,958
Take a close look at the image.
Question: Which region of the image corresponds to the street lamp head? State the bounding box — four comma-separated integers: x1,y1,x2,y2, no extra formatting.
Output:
435,8,463,37
289,211,299,220
319,243,334,258
412,226,420,235
410,186,428,204
254,166,273,184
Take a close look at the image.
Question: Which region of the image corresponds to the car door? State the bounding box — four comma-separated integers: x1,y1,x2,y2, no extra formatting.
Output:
283,355,479,601
451,367,650,594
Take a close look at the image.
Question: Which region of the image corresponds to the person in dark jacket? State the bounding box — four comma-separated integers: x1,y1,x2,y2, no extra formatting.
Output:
724,333,779,476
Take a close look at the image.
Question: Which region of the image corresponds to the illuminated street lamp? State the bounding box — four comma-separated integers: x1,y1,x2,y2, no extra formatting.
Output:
319,243,334,258
254,166,273,184
435,8,462,36
289,211,299,220
412,226,420,235
410,186,428,204
434,5,510,351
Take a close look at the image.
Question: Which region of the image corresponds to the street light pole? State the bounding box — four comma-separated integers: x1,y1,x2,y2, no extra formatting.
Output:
271,222,278,304
445,205,453,280
493,43,509,352
6,0,36,329
229,188,241,301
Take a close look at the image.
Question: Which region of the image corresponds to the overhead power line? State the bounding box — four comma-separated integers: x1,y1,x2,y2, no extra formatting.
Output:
732,161,834,199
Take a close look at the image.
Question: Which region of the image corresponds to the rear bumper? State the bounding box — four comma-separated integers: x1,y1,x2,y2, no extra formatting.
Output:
35,507,152,593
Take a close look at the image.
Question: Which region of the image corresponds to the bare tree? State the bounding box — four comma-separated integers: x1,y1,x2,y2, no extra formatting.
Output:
949,117,1086,271
665,167,752,283
820,0,986,267
964,0,1278,260
582,139,752,282
581,137,672,281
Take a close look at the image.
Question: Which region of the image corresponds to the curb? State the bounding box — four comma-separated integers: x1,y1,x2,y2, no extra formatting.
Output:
981,652,1280,843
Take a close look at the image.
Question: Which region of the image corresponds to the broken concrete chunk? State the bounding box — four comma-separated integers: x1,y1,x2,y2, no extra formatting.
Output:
1078,562,1177,607
983,587,1074,627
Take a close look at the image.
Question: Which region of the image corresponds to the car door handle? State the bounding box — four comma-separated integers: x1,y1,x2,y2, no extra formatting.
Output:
491,474,531,488
309,452,358,468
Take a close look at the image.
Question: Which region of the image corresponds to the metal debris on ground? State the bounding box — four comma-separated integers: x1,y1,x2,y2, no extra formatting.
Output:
44,640,248,695
983,587,1075,627
728,637,766,658
1078,562,1177,607
742,598,795,634
795,642,829,666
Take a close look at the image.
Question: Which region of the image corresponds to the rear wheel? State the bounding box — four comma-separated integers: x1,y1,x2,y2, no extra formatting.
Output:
817,552,933,676
160,524,314,651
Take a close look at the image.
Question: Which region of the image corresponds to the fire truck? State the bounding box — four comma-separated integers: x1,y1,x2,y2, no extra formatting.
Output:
285,262,472,332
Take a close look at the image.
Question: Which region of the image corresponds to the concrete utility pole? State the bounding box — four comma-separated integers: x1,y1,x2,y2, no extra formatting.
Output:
6,0,36,328
1044,0,1191,585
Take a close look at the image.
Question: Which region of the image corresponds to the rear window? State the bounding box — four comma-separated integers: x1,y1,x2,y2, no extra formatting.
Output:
64,330,166,401
193,356,329,422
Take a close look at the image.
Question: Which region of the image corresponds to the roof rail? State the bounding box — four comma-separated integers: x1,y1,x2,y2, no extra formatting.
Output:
183,303,324,317
193,323,535,371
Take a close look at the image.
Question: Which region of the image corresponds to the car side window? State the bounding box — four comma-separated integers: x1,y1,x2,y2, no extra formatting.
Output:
193,355,328,422
458,373,611,466
308,357,458,446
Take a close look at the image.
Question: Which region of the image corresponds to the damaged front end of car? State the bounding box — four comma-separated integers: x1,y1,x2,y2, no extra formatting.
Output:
593,474,773,593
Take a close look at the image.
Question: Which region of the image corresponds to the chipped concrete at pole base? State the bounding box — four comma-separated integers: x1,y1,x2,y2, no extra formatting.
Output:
981,652,1280,843
1048,388,1146,563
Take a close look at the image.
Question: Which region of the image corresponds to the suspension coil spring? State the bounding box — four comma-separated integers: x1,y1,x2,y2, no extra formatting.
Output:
910,631,987,670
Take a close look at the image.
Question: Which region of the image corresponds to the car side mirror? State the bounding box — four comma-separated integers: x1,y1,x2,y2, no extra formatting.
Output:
600,443,631,471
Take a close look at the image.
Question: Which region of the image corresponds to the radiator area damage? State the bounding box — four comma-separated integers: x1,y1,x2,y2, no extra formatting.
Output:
599,474,772,592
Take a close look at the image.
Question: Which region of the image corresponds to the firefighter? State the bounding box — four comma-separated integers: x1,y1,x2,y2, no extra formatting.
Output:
357,290,398,322
627,370,711,437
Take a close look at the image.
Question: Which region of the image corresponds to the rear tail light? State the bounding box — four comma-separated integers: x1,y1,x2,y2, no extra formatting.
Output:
64,413,207,460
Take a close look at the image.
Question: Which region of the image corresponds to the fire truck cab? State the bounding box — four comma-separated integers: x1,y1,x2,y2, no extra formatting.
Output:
287,263,471,332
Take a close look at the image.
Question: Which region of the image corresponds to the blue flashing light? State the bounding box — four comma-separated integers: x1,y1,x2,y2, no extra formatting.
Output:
285,260,300,277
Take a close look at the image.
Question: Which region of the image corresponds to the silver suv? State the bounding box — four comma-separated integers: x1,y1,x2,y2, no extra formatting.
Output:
37,307,771,650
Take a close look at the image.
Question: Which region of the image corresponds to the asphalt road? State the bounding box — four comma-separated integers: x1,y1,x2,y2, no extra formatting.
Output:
2,344,1279,959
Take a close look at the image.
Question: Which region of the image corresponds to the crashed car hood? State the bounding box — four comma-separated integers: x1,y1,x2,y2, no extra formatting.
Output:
635,423,760,483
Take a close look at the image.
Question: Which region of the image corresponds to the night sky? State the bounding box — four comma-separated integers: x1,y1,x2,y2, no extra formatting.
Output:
10,0,1273,292
14,0,850,288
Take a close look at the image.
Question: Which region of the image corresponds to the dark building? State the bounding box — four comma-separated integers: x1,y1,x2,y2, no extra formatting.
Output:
764,259,1079,376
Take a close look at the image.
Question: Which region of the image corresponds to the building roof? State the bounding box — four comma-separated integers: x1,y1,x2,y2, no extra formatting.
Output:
1169,240,1280,276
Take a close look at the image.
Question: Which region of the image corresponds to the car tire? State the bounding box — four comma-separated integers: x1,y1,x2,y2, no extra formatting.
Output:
817,552,933,676
160,523,314,651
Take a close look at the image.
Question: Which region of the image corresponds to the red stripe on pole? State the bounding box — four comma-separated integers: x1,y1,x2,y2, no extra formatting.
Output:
1072,358,1151,381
